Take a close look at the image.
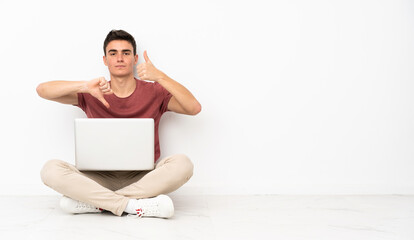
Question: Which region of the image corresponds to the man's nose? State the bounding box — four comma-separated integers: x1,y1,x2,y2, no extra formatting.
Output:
117,54,124,62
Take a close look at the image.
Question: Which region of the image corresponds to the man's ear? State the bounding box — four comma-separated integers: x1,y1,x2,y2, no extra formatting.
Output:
103,55,108,66
134,54,138,65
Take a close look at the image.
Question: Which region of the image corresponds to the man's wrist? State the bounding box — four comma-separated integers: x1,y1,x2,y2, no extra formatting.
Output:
78,81,89,93
156,73,170,84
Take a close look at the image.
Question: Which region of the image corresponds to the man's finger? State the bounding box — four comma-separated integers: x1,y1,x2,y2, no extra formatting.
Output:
137,68,145,75
100,83,110,90
99,77,106,86
143,50,151,63
138,72,145,79
101,88,111,93
97,96,110,108
104,89,114,95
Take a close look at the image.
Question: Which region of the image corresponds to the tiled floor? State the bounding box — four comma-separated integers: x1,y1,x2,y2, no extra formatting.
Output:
0,195,413,240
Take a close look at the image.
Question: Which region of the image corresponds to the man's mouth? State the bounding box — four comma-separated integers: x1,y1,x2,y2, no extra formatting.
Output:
115,65,126,68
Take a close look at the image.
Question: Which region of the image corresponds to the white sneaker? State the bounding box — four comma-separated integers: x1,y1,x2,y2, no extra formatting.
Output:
128,194,174,218
60,196,103,214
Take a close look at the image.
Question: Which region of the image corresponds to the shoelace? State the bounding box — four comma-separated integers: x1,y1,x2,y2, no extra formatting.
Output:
126,200,160,218
142,202,160,216
127,208,144,218
76,202,102,212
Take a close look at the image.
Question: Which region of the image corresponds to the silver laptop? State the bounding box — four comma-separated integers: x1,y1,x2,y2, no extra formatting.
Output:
74,118,154,171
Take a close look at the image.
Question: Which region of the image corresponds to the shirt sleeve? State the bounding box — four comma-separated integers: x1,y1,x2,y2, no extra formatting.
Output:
76,92,87,112
154,82,173,114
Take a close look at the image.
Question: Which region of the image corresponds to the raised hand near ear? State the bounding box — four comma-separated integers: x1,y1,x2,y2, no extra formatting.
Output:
86,77,113,108
137,50,165,82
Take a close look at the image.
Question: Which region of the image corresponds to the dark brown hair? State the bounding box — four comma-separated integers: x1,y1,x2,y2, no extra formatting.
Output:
103,29,137,56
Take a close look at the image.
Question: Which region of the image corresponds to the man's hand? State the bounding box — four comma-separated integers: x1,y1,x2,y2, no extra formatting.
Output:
86,77,113,108
137,51,166,82
135,50,202,115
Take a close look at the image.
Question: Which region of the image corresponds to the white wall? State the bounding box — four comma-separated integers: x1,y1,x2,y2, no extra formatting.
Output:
0,0,413,195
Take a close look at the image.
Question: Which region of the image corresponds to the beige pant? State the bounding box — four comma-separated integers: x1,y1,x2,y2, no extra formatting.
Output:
40,154,194,216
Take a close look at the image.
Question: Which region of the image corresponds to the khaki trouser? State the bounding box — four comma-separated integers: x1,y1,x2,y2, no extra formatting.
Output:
40,154,194,216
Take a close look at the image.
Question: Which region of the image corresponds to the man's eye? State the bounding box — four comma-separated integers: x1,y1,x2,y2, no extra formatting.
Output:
110,53,116,56
124,52,130,55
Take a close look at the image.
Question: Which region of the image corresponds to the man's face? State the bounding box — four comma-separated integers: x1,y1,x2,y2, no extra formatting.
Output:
103,40,138,78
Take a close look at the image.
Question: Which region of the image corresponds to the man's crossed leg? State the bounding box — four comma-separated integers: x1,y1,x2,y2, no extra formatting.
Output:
40,154,193,218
